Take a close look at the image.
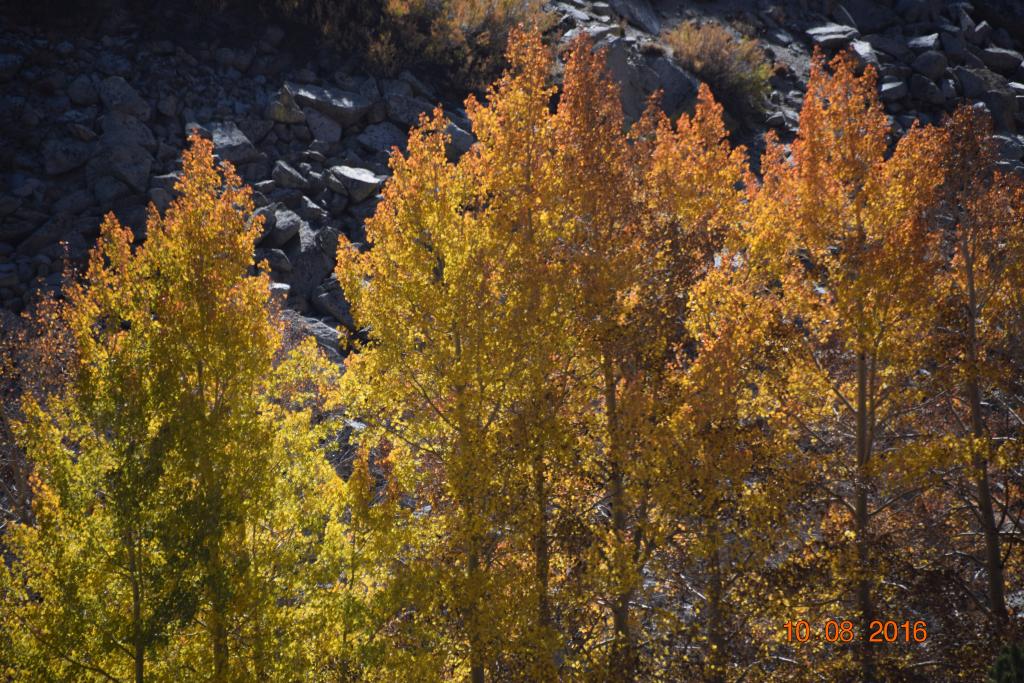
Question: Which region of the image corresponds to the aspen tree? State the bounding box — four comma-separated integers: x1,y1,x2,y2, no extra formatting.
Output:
749,52,946,682
1,134,344,681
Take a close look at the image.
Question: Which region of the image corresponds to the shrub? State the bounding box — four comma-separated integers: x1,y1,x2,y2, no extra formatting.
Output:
991,643,1024,683
664,20,771,117
375,0,550,88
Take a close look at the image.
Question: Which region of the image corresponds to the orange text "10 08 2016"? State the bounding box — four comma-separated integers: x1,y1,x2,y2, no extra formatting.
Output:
784,620,928,643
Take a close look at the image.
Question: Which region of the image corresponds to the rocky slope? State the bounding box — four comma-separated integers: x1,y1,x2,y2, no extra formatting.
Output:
3,0,1024,359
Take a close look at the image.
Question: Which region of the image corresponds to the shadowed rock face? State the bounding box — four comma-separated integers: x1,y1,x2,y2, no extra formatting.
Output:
4,0,1024,354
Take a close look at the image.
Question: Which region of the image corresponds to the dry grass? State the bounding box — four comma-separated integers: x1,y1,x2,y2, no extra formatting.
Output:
664,20,771,116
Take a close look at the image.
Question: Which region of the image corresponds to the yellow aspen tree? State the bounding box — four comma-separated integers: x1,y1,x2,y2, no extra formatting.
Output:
549,36,648,680
748,52,947,682
336,32,567,678
936,105,1024,638
1,134,344,682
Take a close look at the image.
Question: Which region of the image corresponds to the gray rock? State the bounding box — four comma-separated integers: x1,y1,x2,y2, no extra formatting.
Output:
912,50,948,80
966,19,993,45
312,275,355,330
285,82,372,126
941,77,958,100
357,121,407,155
256,247,293,273
209,121,261,165
68,75,98,105
272,160,309,190
386,94,434,127
0,54,23,82
94,176,130,205
107,144,153,193
842,0,898,32
16,215,73,255
54,189,93,214
298,196,329,223
304,107,342,143
326,166,385,202
266,98,305,124
609,0,660,34
981,47,1024,74
850,40,880,70
99,76,151,121
148,187,172,212
445,120,474,161
907,33,940,52
100,112,156,152
69,122,97,142
954,66,989,98
157,93,177,118
880,79,909,101
940,31,968,62
993,133,1024,159
806,24,860,49
398,70,436,101
910,73,945,104
381,78,414,98
863,33,910,59
268,208,305,246
650,56,700,119
603,38,697,122
280,309,341,362
42,138,94,175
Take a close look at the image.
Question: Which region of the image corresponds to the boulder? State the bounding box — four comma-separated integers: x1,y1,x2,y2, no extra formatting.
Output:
268,207,305,246
842,0,898,33
107,144,153,193
42,138,94,175
806,24,860,49
68,75,98,105
357,121,407,155
880,79,909,101
445,120,474,161
304,107,342,143
272,160,309,190
280,309,342,362
385,94,434,127
266,98,305,124
326,166,385,202
312,275,355,330
608,0,660,34
256,247,293,273
209,121,261,165
100,112,157,152
863,33,910,59
981,47,1024,74
907,33,940,52
912,50,948,80
284,82,372,126
910,73,945,104
99,76,151,121
603,38,698,122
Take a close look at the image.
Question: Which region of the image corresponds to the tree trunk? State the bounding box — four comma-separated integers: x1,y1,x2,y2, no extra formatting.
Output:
855,351,876,683
468,548,486,683
128,531,145,683
707,535,725,683
533,448,551,631
962,233,1009,634
604,355,635,681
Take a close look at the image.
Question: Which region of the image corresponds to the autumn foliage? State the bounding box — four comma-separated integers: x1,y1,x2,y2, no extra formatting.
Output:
2,32,1024,682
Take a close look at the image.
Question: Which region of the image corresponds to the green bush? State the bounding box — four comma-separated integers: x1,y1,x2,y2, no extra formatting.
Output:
664,20,771,117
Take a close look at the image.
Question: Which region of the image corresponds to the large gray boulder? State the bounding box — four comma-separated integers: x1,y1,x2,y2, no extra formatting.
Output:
608,0,660,35
980,47,1024,74
209,121,260,165
285,82,372,126
99,76,151,121
602,37,698,122
912,50,948,81
42,138,94,175
806,24,859,49
326,166,385,202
